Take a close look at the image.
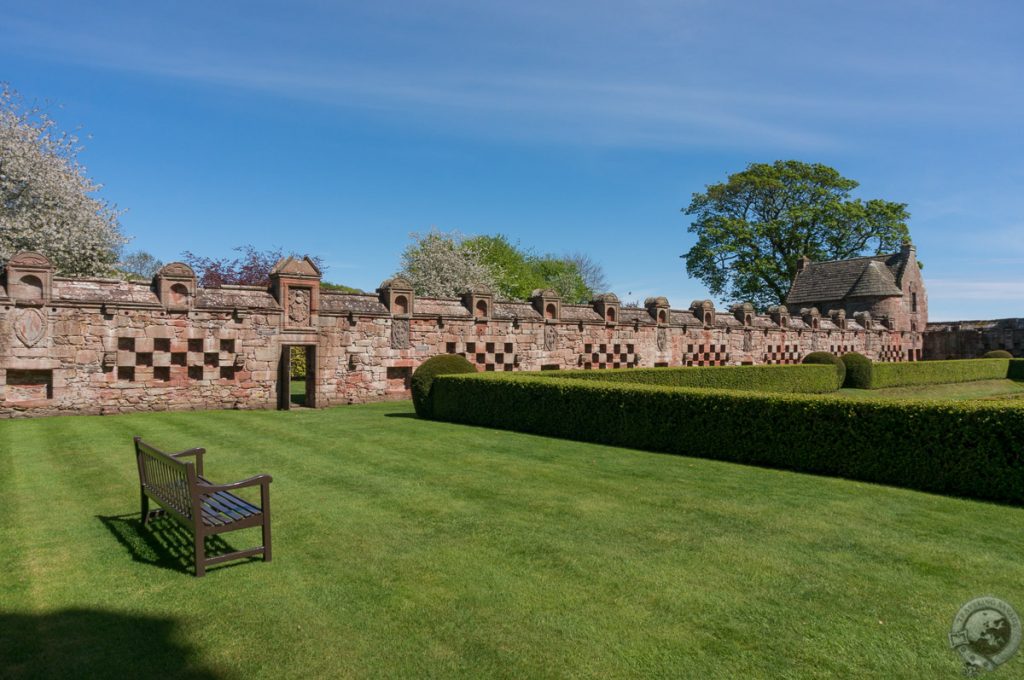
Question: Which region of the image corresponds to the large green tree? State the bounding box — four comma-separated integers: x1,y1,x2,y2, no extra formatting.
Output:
397,231,604,303
682,160,911,309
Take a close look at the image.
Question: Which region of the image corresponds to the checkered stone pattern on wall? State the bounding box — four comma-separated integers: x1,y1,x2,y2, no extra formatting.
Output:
115,336,239,382
578,343,638,369
829,344,854,355
877,345,905,362
445,341,517,372
762,344,800,365
685,343,728,366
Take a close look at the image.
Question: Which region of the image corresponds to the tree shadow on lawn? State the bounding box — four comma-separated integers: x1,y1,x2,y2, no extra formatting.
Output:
98,514,250,576
382,412,418,419
0,608,223,679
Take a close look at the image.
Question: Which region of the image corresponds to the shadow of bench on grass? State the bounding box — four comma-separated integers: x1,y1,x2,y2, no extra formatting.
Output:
0,608,223,679
98,514,254,576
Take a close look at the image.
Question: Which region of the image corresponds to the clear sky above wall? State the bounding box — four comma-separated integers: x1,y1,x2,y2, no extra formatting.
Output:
2,1,1021,320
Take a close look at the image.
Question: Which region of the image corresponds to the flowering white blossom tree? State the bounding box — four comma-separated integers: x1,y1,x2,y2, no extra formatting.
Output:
1,84,126,275
397,229,501,298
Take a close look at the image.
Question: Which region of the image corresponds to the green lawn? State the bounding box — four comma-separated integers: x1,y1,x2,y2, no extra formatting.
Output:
2,402,1022,678
832,378,1024,401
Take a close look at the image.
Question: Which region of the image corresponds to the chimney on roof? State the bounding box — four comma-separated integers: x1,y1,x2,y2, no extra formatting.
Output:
901,242,916,258
796,255,811,273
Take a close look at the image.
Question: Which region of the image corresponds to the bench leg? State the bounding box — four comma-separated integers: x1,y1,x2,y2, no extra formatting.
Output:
262,519,272,563
140,490,149,524
194,533,206,578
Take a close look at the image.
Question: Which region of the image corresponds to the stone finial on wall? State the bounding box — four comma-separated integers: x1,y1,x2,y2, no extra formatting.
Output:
829,309,847,330
270,256,322,328
531,288,561,322
690,299,715,327
377,277,414,317
731,302,754,326
592,293,620,325
854,311,872,330
801,307,821,330
3,251,53,303
154,262,197,312
645,296,670,325
769,304,790,328
462,284,494,321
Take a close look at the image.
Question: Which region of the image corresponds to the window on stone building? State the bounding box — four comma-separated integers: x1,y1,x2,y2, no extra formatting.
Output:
912,293,917,312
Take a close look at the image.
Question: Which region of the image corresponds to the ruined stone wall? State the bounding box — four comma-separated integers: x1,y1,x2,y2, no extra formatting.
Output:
0,253,928,419
924,318,1024,359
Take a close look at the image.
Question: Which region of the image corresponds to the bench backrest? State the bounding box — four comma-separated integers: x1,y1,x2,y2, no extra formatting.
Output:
134,437,196,521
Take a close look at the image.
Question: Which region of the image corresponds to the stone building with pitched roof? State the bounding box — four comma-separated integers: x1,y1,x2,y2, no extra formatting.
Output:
786,243,927,345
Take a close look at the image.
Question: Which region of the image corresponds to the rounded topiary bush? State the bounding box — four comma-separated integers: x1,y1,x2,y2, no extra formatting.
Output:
983,350,1013,359
802,351,846,390
841,352,873,389
411,354,477,418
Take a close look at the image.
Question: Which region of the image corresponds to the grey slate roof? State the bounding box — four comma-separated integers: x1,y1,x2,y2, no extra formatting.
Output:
786,251,907,305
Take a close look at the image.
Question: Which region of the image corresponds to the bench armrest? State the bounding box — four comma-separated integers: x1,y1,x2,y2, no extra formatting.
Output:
171,447,206,476
195,474,273,493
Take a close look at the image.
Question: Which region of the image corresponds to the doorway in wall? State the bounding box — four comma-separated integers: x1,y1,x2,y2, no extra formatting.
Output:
278,345,316,410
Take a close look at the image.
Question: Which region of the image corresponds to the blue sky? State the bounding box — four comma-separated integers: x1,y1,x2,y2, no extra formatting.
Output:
2,1,1021,320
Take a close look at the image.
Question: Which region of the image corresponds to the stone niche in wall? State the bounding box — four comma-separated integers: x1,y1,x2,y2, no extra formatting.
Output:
155,262,197,312
4,251,53,303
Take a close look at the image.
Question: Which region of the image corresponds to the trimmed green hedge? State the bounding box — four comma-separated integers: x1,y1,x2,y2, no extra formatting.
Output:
871,358,1011,389
1010,360,1024,380
431,373,1024,504
841,353,873,389
410,354,477,418
802,352,846,386
984,350,1014,359
534,363,842,393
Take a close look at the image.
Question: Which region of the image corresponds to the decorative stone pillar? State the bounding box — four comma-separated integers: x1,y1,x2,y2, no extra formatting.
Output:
376,277,414,316
592,293,620,325
530,288,561,322
271,256,322,329
3,251,53,303
801,307,821,330
690,299,716,328
154,262,197,312
645,296,670,325
462,285,494,321
769,304,790,328
731,302,754,327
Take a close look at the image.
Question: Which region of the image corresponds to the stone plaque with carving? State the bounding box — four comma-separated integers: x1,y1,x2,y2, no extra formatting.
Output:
742,330,753,352
544,325,557,351
288,288,311,326
391,318,410,349
657,327,668,352
14,308,46,347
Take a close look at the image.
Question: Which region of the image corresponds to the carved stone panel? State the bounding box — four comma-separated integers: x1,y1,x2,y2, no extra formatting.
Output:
742,330,753,352
657,327,668,352
288,288,311,326
14,308,46,347
391,318,410,350
544,325,557,351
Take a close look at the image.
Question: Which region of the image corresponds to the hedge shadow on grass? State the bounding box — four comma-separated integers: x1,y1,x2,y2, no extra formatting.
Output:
0,609,222,679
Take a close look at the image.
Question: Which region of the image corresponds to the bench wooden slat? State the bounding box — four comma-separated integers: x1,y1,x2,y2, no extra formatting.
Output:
133,436,272,577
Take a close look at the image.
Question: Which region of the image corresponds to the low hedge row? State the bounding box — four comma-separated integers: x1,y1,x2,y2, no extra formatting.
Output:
431,373,1024,505
870,358,1012,389
534,363,842,393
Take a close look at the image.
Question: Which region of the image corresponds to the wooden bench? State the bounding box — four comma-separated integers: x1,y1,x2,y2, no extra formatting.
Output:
133,436,272,577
